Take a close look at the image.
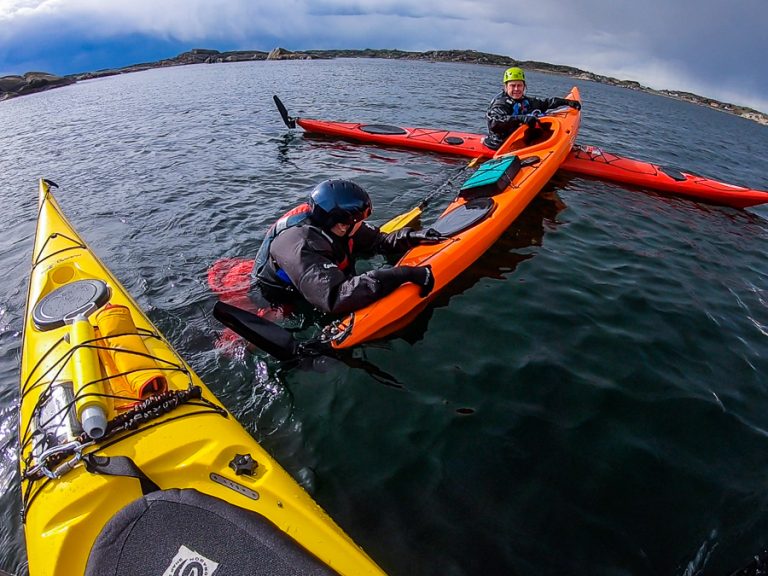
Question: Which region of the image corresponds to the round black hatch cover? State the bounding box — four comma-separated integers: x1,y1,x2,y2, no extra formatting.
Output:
359,124,408,135
33,279,110,330
444,136,465,145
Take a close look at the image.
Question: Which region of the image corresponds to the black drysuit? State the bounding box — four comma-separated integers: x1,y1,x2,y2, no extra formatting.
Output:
255,221,420,314
485,91,574,149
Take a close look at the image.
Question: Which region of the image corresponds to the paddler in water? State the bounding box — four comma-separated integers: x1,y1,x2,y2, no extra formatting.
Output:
484,66,582,150
250,178,443,318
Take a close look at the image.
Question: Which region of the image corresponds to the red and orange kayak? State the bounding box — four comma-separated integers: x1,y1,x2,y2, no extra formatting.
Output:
562,145,768,209
294,114,768,209
321,88,581,349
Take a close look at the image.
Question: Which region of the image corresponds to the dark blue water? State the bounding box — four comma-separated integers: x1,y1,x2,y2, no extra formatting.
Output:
1,58,768,576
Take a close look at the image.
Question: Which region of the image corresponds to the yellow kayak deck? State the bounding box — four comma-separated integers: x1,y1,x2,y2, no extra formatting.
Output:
19,179,385,575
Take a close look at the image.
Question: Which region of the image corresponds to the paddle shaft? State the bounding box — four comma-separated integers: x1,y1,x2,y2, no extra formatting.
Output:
380,156,481,233
380,120,537,232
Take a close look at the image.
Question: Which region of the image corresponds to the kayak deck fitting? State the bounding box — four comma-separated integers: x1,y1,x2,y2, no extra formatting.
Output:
20,179,386,576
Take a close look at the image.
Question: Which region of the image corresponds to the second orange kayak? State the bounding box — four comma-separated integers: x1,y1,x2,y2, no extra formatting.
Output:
322,87,581,349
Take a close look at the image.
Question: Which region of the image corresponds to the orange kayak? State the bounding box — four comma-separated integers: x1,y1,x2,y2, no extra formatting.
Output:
321,87,581,349
292,109,767,209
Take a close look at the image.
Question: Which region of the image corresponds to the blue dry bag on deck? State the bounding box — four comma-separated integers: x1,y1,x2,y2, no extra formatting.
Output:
459,156,522,199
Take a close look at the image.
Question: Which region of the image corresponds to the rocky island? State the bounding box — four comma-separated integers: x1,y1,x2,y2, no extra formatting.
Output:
2,47,766,125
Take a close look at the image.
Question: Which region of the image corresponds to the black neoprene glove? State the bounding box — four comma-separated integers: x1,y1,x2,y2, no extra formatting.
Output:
399,265,435,297
566,99,581,110
505,114,539,129
407,228,445,246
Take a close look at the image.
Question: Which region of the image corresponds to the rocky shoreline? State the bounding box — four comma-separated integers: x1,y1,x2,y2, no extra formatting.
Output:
2,47,766,125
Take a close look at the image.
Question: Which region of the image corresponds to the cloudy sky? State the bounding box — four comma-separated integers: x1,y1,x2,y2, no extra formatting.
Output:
1,0,766,113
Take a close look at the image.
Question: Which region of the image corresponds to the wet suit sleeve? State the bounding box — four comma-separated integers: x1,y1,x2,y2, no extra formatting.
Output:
271,227,416,315
351,222,413,254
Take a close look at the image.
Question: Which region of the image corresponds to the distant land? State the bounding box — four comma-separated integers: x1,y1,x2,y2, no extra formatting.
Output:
2,47,766,125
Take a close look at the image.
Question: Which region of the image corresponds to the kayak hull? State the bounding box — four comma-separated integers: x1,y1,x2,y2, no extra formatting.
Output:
296,117,768,209
20,180,385,575
325,88,581,349
298,118,494,158
562,145,768,209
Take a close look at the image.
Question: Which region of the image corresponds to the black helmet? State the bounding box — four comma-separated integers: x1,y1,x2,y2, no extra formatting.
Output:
308,179,372,229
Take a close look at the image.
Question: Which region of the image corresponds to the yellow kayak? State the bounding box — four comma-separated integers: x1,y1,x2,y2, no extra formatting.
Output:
19,179,386,576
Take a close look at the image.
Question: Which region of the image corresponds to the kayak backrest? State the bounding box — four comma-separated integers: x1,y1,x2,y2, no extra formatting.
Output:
658,166,688,182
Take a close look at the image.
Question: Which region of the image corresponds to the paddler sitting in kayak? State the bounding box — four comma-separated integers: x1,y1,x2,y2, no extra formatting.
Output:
250,178,442,318
484,66,582,150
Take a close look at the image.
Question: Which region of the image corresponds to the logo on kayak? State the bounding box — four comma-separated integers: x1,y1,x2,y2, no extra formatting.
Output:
163,545,219,576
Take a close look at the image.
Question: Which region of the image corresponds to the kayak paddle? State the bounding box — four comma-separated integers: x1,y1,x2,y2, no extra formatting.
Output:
213,301,405,386
273,95,296,129
379,156,481,233
271,95,525,233
381,115,541,233
213,301,308,360
728,549,768,576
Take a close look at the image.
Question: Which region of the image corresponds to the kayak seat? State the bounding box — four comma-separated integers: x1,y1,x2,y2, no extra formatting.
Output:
431,197,496,237
524,122,554,146
85,488,339,576
359,124,408,135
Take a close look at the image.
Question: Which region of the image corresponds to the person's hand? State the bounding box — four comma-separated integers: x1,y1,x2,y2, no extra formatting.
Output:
400,265,435,297
407,228,446,246
508,114,539,128
566,99,581,110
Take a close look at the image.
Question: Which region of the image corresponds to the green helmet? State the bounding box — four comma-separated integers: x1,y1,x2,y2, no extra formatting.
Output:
503,67,525,84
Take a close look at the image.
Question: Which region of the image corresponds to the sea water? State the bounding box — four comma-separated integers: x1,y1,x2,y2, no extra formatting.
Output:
0,58,767,576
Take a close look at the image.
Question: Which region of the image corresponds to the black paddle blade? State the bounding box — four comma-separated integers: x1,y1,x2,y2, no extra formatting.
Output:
213,301,299,360
273,95,296,129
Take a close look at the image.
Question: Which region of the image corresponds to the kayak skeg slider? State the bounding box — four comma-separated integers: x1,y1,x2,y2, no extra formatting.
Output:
459,155,522,199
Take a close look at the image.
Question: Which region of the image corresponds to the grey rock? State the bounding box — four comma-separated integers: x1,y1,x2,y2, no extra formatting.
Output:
0,72,74,101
